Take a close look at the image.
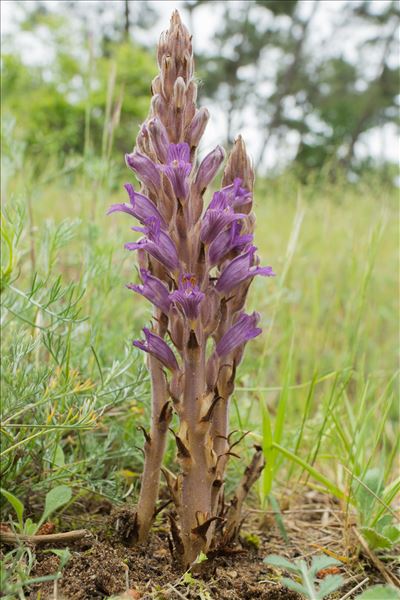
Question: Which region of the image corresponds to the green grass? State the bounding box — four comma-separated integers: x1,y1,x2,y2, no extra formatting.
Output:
1,122,398,595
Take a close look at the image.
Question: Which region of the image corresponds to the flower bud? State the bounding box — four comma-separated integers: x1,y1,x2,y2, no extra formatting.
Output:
186,108,209,148
195,146,225,193
148,117,170,163
174,77,186,109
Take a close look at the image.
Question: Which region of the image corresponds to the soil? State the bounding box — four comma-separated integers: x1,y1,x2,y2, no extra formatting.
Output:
3,491,399,599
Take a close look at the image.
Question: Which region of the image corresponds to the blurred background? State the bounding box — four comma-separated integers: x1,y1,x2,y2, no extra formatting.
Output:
2,0,399,181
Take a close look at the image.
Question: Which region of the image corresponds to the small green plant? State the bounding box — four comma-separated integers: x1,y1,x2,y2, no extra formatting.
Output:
353,468,400,551
0,485,72,534
357,585,400,599
264,553,345,600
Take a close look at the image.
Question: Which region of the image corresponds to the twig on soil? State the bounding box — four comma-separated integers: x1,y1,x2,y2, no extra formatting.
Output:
0,529,91,545
338,577,369,600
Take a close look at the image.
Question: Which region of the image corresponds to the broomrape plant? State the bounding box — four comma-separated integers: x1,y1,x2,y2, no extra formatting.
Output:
109,12,274,566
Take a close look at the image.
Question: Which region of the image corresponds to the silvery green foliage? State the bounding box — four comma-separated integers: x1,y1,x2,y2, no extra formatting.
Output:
264,554,345,600
357,586,400,599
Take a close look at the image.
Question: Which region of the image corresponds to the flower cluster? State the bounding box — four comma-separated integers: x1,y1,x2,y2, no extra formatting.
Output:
109,143,274,373
109,11,274,566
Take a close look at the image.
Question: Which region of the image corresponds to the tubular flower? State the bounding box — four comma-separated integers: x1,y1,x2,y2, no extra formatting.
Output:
200,191,246,245
208,221,253,266
125,151,161,192
127,269,171,314
169,274,205,321
216,245,275,294
159,143,192,200
133,328,179,371
216,312,262,357
219,178,252,211
125,217,179,273
107,184,166,228
195,146,225,192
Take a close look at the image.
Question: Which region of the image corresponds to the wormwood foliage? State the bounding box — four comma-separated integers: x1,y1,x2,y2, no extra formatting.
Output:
264,554,345,600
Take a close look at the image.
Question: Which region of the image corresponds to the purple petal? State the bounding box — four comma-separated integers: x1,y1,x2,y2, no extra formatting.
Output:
127,269,171,313
167,143,190,164
209,179,252,212
159,143,192,200
125,152,160,192
125,218,180,273
216,246,275,294
169,274,205,321
216,312,262,357
200,207,245,245
208,222,253,266
107,184,166,228
133,328,179,371
221,178,252,211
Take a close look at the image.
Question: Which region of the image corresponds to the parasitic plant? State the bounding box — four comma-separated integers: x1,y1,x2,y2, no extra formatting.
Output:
109,11,275,566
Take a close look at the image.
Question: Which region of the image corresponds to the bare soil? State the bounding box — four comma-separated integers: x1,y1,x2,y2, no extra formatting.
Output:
4,491,398,599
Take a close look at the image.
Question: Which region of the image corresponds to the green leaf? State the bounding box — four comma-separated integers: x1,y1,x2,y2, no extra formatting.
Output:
24,518,37,535
53,444,65,468
382,524,400,544
375,514,393,532
354,468,384,521
317,574,345,599
357,585,400,599
40,485,72,525
310,554,342,578
264,554,299,574
360,527,393,550
360,527,393,548
194,551,208,564
0,488,24,530
281,577,307,596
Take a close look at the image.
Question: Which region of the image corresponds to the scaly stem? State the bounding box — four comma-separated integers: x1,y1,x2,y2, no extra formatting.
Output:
136,356,171,543
179,341,213,565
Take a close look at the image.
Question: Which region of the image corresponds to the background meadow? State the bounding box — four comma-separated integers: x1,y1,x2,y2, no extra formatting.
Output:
1,1,399,597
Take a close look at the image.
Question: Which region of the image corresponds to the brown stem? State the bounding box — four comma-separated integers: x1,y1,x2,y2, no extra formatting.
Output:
223,445,265,544
179,342,213,565
0,529,90,545
136,356,171,543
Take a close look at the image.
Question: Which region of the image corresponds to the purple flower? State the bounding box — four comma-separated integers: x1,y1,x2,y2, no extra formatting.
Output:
195,146,225,192
159,143,192,200
107,184,166,228
200,192,245,245
125,217,180,273
127,269,171,314
169,274,205,321
208,221,253,266
134,327,179,371
210,178,252,212
215,246,275,294
216,312,261,357
126,152,161,192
